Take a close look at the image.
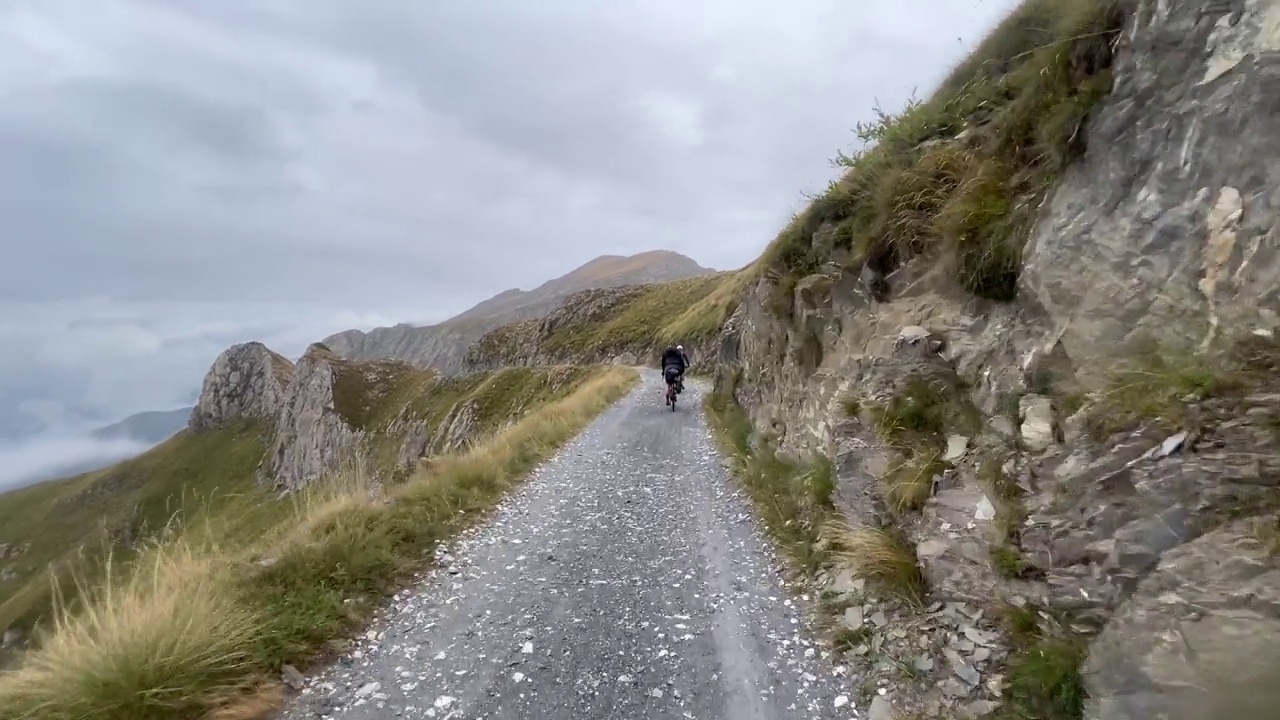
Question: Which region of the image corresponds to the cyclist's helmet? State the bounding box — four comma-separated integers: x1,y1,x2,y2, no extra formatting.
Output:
676,344,684,351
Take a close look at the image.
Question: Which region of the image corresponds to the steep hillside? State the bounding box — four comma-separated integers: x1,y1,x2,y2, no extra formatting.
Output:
698,1,1280,718
0,340,612,661
466,270,752,371
322,250,712,373
91,406,193,445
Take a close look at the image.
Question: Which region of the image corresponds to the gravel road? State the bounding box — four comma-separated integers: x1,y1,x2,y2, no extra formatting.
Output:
282,371,862,720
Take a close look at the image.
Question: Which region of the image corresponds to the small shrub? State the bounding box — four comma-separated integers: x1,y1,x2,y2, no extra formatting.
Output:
832,625,873,653
873,376,952,442
841,397,862,418
990,544,1035,579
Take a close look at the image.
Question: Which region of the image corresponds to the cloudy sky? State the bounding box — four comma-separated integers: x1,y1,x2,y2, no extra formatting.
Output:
0,0,1018,485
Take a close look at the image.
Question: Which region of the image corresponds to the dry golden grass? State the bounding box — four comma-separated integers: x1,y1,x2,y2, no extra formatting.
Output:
824,521,926,605
880,451,944,514
0,367,639,720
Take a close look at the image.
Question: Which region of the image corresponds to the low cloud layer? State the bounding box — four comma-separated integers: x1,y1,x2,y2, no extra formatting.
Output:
0,1,1021,479
0,434,153,492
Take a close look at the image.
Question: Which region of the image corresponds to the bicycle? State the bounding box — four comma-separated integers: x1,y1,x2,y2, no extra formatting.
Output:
663,367,683,412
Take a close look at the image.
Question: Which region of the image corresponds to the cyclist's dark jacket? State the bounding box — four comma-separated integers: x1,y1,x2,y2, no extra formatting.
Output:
661,347,688,373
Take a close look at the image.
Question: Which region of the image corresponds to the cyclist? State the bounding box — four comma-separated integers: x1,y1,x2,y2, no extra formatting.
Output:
660,344,690,401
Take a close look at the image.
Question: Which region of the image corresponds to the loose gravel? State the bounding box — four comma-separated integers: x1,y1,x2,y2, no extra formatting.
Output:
280,371,862,719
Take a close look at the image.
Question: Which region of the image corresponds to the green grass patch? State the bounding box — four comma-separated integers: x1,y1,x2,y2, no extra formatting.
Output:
1082,342,1245,439
330,357,437,432
985,604,1089,720
977,456,1039,579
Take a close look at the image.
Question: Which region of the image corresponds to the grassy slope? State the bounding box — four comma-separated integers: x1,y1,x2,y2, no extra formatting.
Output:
0,364,620,666
0,421,272,646
0,366,638,720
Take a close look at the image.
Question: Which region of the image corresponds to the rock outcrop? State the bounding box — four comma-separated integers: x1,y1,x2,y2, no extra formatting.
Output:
1083,519,1280,720
188,342,294,432
265,344,373,492
323,250,712,373
1019,0,1280,367
709,0,1280,717
186,341,594,493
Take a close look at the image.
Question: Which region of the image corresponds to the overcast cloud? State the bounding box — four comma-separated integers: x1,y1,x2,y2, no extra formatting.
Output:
0,0,1019,486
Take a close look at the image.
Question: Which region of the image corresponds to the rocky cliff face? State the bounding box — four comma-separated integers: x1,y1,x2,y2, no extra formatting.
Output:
322,250,712,373
190,342,435,491
188,342,294,432
264,344,375,492
713,1,1280,718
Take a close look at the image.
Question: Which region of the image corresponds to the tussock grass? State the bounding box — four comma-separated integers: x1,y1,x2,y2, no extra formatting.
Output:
824,522,926,606
0,543,261,720
0,420,273,653
761,0,1129,307
880,452,944,514
0,367,638,720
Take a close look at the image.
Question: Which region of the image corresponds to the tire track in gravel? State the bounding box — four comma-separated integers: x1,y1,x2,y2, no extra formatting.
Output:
281,370,862,720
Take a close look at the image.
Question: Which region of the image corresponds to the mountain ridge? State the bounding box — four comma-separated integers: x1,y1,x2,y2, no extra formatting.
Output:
321,249,713,372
